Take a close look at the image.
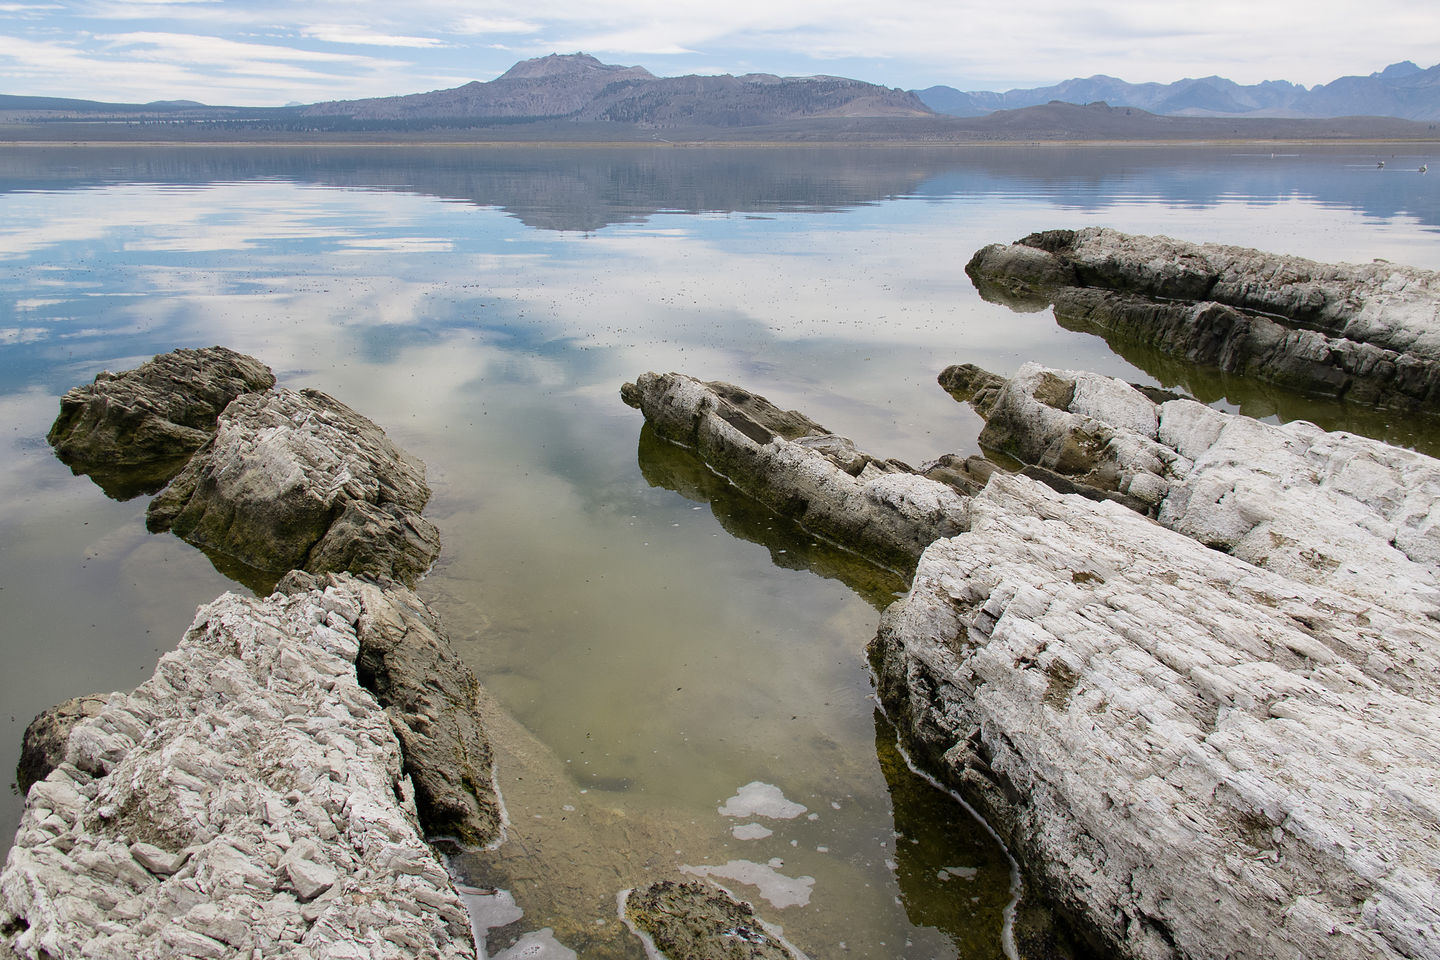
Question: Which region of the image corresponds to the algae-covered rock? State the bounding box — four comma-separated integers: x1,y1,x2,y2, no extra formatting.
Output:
147,387,440,588
623,880,803,960
46,346,275,499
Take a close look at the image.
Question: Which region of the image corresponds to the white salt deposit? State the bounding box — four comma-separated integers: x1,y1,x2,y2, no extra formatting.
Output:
732,822,774,840
680,860,815,909
490,928,577,960
718,781,807,819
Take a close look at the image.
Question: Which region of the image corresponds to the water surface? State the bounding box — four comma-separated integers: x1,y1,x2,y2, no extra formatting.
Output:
2,142,1438,957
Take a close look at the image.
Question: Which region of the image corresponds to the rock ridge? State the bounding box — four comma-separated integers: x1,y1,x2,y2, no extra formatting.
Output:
1,582,478,959
966,228,1440,408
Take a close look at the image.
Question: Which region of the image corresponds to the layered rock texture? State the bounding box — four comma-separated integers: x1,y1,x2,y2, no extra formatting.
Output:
0,582,478,959
46,346,275,499
621,372,969,570
966,228,1440,408
943,361,1440,619
147,387,441,588
871,472,1440,960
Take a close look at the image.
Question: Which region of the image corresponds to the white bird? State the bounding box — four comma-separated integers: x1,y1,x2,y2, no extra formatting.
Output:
1378,160,1385,168
1423,165,1430,174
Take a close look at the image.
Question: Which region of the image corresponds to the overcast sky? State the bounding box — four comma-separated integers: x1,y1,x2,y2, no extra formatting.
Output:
1,0,1435,106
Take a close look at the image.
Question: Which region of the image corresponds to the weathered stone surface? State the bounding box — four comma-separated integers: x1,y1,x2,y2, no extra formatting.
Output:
967,228,1440,407
15,695,108,795
278,570,504,848
872,472,1440,960
622,880,804,960
621,372,968,571
946,361,1440,618
0,582,477,960
46,346,275,499
147,387,441,588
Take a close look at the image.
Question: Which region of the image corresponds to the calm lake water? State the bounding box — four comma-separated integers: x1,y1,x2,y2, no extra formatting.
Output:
2,142,1438,958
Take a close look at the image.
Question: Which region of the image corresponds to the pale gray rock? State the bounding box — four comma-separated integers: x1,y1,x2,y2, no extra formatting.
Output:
967,228,1440,407
277,571,504,848
946,361,1440,618
621,372,968,570
872,472,1440,960
46,346,275,500
146,387,441,588
0,582,477,960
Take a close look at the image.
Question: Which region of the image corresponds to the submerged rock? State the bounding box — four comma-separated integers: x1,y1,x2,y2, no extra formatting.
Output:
278,571,503,848
621,372,968,571
622,880,804,960
45,346,275,500
0,582,477,959
147,387,441,589
944,361,1440,619
967,228,1440,408
872,472,1440,960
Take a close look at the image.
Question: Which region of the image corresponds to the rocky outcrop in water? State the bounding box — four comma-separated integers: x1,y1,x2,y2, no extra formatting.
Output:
622,880,805,959
45,346,276,500
147,387,441,589
14,696,107,796
278,571,502,849
0,582,478,960
621,372,969,570
871,472,1440,960
943,361,1440,619
966,228,1440,408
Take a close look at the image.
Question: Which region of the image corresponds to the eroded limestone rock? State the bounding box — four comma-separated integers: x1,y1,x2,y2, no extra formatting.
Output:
278,571,503,848
967,228,1440,407
621,372,968,571
622,880,804,960
15,695,109,795
872,472,1440,960
46,346,275,500
945,361,1440,618
147,387,441,588
0,582,477,959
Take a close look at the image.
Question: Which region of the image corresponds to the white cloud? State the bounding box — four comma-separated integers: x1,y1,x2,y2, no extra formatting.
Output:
301,25,447,48
451,17,542,35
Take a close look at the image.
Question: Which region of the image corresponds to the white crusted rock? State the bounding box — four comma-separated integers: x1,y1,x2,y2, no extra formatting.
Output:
873,473,1440,960
0,586,477,960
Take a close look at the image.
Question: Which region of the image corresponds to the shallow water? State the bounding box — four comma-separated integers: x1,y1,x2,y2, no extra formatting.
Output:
2,142,1438,957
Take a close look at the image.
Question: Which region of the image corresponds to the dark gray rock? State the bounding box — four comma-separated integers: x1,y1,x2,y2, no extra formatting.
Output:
147,387,440,589
46,346,275,499
622,880,804,960
277,571,503,848
966,228,1440,408
15,694,108,794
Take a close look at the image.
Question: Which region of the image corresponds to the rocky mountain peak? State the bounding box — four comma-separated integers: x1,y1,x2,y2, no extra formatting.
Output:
497,52,653,82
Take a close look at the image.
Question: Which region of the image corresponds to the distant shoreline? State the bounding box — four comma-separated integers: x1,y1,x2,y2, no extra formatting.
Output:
3,136,1438,149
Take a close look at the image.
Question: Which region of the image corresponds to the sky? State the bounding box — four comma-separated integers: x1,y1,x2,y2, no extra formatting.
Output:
0,0,1436,107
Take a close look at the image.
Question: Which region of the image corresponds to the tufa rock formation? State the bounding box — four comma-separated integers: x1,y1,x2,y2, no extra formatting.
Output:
943,361,1440,619
146,387,441,590
621,372,969,571
46,346,275,500
966,228,1440,408
871,472,1440,960
1,583,480,959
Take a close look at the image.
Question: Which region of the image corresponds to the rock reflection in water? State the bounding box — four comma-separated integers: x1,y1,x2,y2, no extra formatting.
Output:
874,711,1014,960
636,423,910,609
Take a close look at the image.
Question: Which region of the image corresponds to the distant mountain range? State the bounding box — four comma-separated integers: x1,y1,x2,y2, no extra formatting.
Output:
301,53,930,126
916,61,1440,121
1,54,1437,142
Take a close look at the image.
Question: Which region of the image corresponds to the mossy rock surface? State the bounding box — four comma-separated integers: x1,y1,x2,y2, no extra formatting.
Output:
624,880,801,960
